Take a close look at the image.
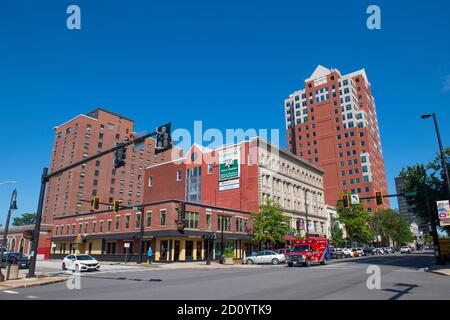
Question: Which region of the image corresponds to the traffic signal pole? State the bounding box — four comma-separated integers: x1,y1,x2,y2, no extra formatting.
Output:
137,203,146,264
27,168,48,278
27,130,162,278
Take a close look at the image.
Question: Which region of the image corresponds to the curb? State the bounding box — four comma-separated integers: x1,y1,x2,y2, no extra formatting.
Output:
424,266,450,277
0,276,67,290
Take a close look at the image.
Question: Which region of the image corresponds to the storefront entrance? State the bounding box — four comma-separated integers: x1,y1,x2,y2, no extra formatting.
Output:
174,240,180,261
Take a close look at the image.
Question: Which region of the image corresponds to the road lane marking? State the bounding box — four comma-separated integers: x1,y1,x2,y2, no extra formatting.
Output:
2,290,19,294
26,296,40,299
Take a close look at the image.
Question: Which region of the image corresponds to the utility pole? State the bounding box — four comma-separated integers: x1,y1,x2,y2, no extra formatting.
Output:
0,189,18,282
421,113,450,200
221,217,225,259
424,185,443,265
27,124,172,278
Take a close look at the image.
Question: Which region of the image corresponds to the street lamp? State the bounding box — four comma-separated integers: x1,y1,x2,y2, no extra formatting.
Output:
420,113,450,200
0,189,18,281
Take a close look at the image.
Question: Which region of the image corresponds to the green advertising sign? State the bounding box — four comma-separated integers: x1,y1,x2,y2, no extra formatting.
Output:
219,147,240,181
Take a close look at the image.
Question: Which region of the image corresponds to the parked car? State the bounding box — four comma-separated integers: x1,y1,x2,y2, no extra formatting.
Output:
242,251,286,265
351,248,363,257
274,248,290,258
400,246,411,254
363,247,376,256
331,248,346,259
1,252,30,269
340,248,353,258
62,254,101,272
372,248,384,255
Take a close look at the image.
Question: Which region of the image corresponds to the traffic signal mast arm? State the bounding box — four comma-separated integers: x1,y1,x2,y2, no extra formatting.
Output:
358,192,415,201
44,131,159,181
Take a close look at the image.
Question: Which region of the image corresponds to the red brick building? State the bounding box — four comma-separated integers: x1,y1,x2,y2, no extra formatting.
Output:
285,65,389,212
0,225,53,259
143,137,328,260
44,108,180,225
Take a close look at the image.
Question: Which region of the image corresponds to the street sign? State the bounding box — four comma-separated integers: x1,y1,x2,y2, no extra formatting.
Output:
132,131,147,152
436,200,450,227
404,191,417,197
218,147,240,181
350,194,360,205
124,243,130,248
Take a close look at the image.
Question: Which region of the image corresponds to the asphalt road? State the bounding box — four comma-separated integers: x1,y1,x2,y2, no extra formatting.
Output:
1,253,449,300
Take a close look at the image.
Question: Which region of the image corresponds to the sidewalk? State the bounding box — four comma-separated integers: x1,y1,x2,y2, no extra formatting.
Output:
426,264,450,276
0,269,66,290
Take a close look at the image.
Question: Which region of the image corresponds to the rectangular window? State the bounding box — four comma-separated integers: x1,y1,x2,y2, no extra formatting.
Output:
125,215,130,229
218,216,232,232
160,210,166,226
115,216,120,230
99,221,103,233
148,176,153,187
146,211,152,227
206,213,211,230
185,212,199,229
135,213,141,229
208,164,213,174
177,169,182,181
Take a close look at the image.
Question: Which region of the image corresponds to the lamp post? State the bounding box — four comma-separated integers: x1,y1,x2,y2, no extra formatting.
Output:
0,189,18,281
421,113,449,265
421,113,450,200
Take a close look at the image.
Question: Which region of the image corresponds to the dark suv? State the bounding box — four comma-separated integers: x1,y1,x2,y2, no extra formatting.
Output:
1,252,30,269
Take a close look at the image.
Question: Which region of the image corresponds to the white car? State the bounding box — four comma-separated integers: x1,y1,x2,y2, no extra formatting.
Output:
62,254,100,272
400,246,411,254
242,250,286,265
341,248,353,258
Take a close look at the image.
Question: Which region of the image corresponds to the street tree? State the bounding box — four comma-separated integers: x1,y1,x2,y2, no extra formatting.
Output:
251,199,291,248
337,202,374,245
330,215,345,246
372,209,414,246
399,147,450,235
12,213,37,226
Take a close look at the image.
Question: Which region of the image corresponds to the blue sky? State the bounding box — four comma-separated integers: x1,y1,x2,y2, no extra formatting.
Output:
1,0,450,222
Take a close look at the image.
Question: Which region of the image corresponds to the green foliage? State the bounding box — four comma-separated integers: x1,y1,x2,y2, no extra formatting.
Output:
12,213,37,226
222,246,235,258
330,215,345,246
372,209,414,245
399,147,450,234
251,200,291,244
337,202,374,244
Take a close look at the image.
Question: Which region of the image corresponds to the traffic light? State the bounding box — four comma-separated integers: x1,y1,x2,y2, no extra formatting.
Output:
176,201,186,232
23,230,34,240
155,123,172,155
375,191,383,205
114,144,127,169
341,194,350,208
92,196,100,211
113,200,121,213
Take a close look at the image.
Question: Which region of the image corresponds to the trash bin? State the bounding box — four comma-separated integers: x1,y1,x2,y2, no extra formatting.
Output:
6,264,19,280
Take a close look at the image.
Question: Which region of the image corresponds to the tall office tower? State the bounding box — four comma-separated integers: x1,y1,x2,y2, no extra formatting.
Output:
43,108,180,224
284,65,389,212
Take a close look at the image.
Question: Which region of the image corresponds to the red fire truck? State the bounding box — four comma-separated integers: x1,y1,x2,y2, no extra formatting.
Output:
286,237,330,267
